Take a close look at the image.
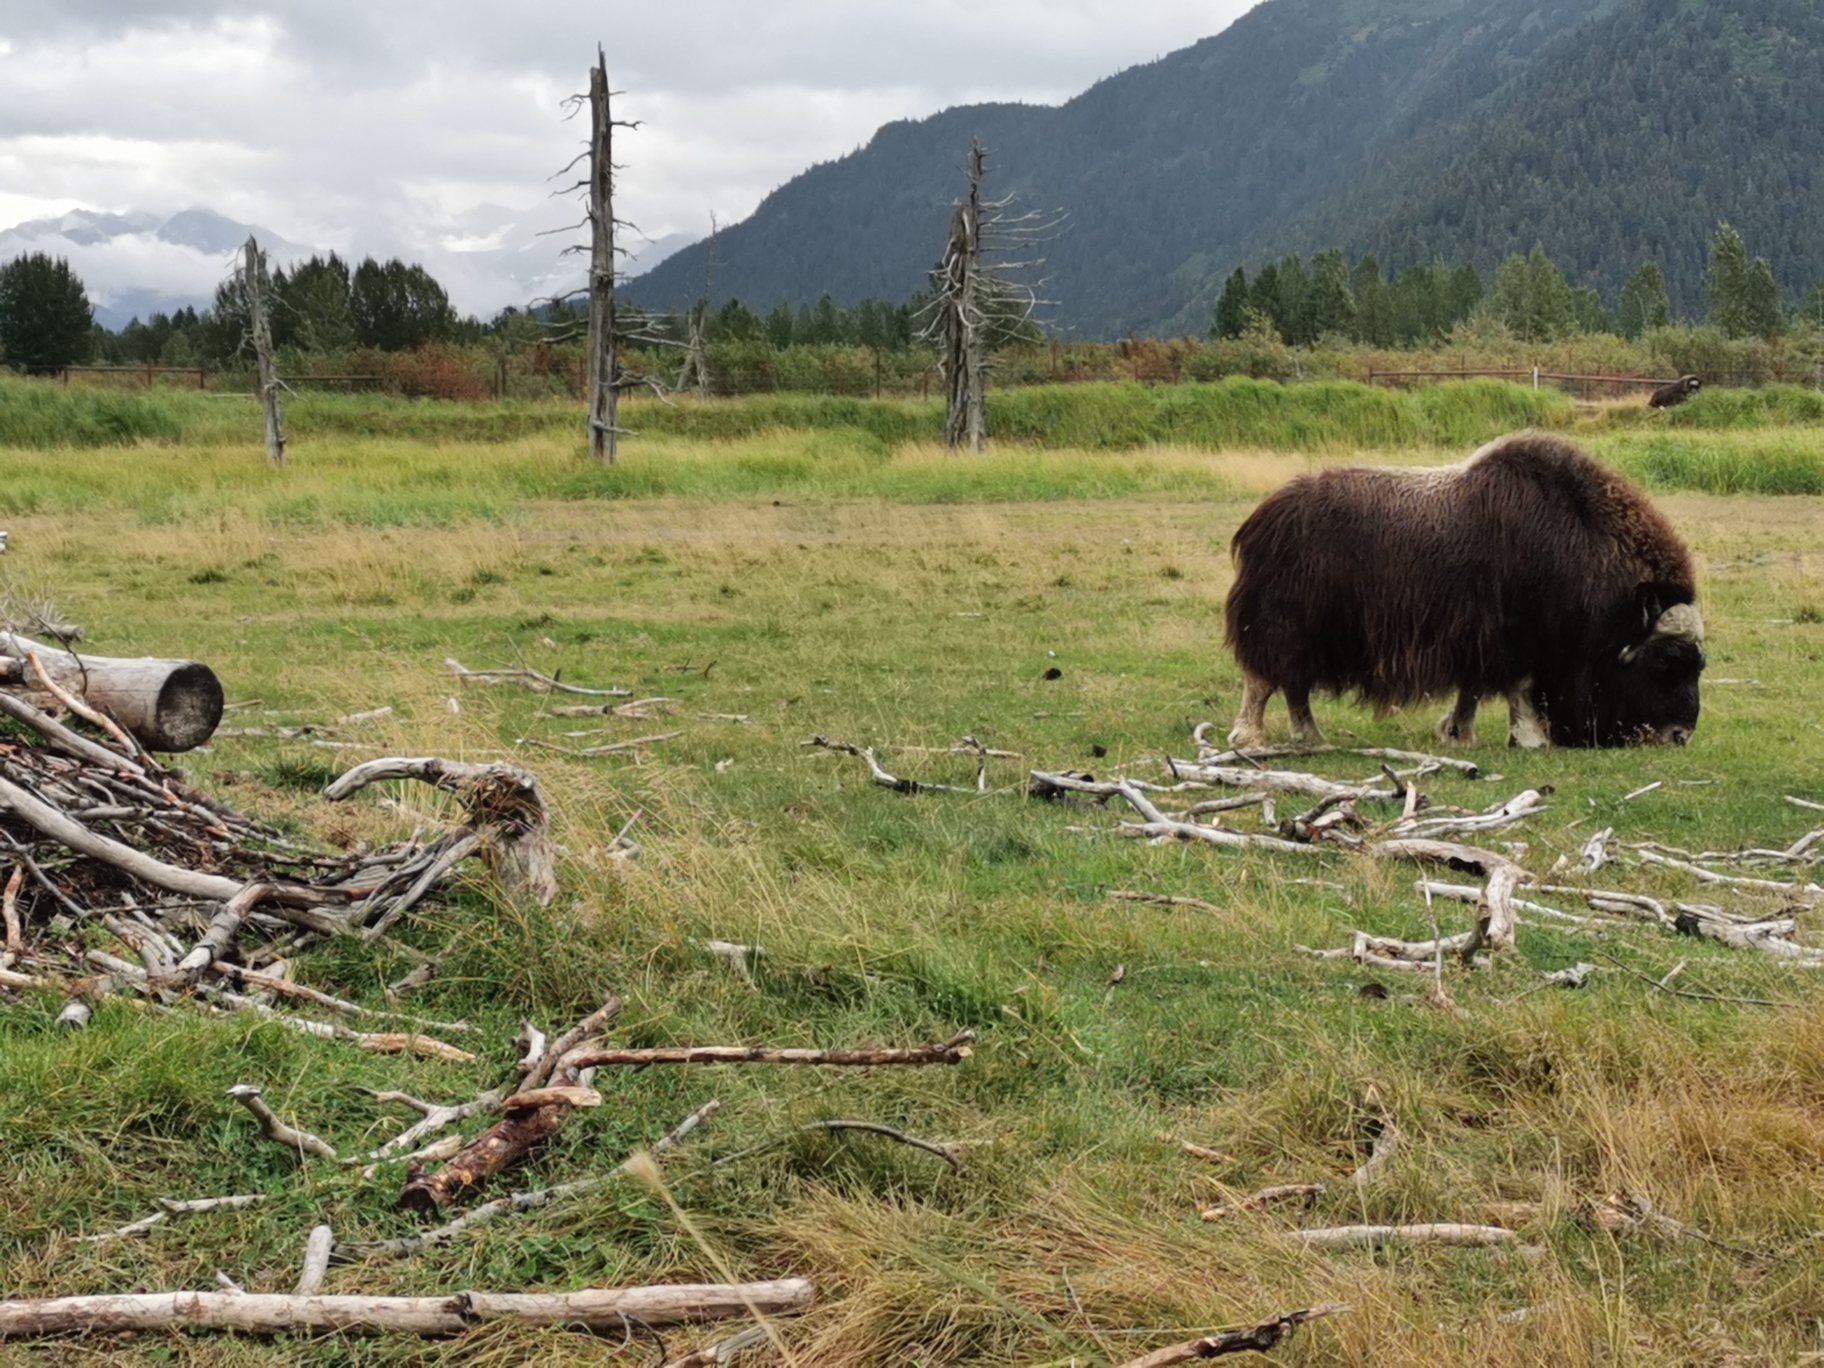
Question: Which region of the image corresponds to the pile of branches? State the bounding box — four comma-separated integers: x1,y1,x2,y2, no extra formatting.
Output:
0,685,556,1041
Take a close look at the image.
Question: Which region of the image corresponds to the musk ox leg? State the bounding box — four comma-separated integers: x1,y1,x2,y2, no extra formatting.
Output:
1228,671,1274,748
1436,690,1479,747
1507,685,1551,749
1285,686,1324,745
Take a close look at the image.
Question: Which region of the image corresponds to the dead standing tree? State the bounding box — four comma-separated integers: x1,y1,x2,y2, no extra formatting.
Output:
238,238,285,467
922,140,1054,453
584,51,622,462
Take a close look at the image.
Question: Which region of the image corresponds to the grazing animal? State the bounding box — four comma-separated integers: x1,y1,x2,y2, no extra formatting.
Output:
1224,433,1704,749
1648,374,1701,409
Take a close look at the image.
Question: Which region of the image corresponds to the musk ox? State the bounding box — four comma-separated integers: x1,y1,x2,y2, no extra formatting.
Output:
1649,374,1702,409
1224,433,1705,749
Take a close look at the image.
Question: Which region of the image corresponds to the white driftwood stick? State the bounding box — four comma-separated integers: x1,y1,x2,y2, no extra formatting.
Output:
1167,762,1398,802
1372,839,1528,959
1637,848,1821,899
445,658,631,697
177,884,273,977
225,1084,337,1161
0,1281,814,1337
295,1226,333,1297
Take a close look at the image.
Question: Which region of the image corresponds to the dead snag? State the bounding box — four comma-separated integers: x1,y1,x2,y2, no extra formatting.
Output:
325,757,557,915
1114,1303,1349,1367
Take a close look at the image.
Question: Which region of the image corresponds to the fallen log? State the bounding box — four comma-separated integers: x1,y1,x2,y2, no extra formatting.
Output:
0,1280,814,1337
0,632,223,752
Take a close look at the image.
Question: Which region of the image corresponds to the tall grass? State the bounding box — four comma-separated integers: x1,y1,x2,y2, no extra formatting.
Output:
3,373,1568,455
1598,429,1824,495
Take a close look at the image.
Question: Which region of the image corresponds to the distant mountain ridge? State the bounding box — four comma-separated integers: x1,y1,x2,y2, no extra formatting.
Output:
630,0,1824,338
0,208,309,330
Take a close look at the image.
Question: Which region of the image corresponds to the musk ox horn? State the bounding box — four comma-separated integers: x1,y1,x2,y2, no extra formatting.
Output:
1619,602,1705,663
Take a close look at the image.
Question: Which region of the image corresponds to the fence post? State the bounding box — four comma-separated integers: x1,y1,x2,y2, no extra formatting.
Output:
1532,367,1539,390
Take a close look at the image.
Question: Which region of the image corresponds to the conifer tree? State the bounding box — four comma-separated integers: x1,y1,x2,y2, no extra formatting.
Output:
1707,222,1754,338
1306,249,1356,339
0,252,93,371
1617,260,1672,338
1211,267,1249,340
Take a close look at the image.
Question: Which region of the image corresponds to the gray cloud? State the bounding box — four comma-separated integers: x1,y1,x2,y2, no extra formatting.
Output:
0,1,1249,316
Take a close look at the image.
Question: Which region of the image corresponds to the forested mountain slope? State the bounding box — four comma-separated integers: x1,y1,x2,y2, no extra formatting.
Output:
632,0,1824,338
1265,0,1824,325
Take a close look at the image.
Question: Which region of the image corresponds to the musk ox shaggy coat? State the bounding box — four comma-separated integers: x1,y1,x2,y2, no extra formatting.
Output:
1224,433,1704,748
1648,374,1702,409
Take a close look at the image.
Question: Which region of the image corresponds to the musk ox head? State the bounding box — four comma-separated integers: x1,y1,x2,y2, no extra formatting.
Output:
1594,594,1705,746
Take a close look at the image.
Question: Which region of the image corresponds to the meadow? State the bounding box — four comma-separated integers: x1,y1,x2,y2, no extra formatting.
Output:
1,376,1823,1365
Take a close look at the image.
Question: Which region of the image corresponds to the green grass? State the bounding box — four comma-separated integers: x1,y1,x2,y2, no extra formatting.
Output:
1,429,1823,1363
2,372,1569,456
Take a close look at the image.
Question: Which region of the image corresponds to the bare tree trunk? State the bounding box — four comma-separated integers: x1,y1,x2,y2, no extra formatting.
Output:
586,51,617,462
242,238,285,467
936,142,986,453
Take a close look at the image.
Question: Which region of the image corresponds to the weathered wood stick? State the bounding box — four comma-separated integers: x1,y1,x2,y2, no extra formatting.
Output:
1108,890,1225,915
0,1280,814,1337
346,1100,721,1259
1291,1223,1528,1250
0,632,223,752
1199,1183,1325,1222
1114,1303,1349,1367
212,963,473,1034
445,658,630,698
1371,839,1528,960
294,1226,333,1297
79,1194,265,1245
522,992,622,1090
176,884,273,978
347,1088,506,1166
225,1084,337,1161
564,1031,976,1070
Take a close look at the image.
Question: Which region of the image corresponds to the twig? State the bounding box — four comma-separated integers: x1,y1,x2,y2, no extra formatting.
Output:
224,1084,338,1161
713,1119,963,1172
1107,891,1224,915
78,1193,265,1244
445,657,630,697
1199,1183,1324,1222
1593,950,1793,1007
1159,1134,1236,1165
1291,1224,1533,1251
1113,1303,1349,1367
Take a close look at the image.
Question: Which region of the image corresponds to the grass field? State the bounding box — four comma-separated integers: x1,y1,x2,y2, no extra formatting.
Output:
2,383,1824,1365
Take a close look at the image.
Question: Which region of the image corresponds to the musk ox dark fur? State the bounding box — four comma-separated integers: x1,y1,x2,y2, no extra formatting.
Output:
1649,374,1702,409
1224,433,1705,749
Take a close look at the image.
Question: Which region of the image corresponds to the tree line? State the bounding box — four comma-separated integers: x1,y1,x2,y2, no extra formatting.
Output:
1211,224,1823,348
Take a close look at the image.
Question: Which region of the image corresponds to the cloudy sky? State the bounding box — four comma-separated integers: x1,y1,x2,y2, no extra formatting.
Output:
0,1,1252,317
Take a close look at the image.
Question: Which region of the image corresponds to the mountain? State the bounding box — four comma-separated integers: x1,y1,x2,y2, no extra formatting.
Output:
0,209,311,329
629,0,1824,338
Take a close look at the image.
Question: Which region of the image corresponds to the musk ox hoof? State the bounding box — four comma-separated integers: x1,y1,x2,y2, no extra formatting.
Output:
1435,715,1476,747
1227,721,1265,749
